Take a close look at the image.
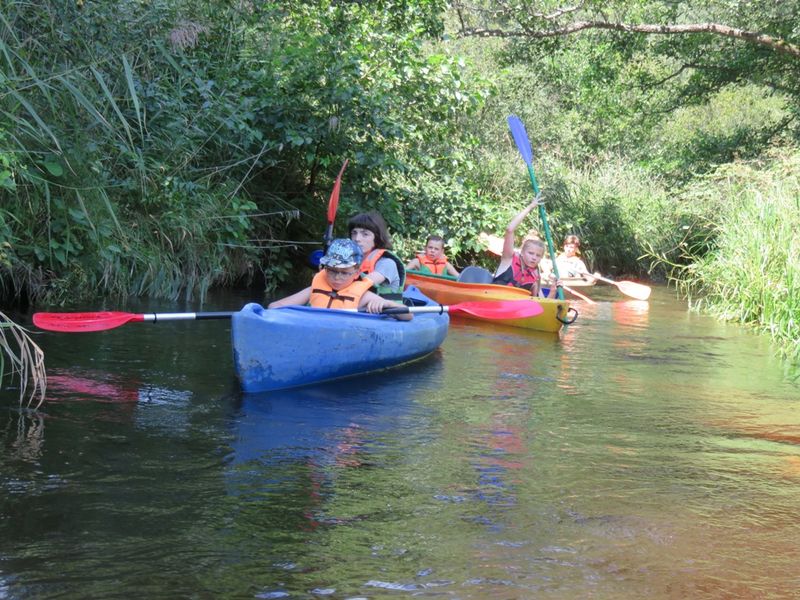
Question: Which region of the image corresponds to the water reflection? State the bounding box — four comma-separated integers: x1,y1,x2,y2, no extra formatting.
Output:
5,286,800,598
7,412,46,463
226,356,444,518
229,356,444,465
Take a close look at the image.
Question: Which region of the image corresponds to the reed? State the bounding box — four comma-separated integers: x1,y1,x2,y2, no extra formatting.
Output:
674,152,800,365
0,1,267,303
0,312,46,408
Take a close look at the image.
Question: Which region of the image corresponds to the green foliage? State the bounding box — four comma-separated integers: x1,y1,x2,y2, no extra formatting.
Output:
0,311,46,408
540,160,677,277
667,151,800,365
647,85,791,180
0,0,485,303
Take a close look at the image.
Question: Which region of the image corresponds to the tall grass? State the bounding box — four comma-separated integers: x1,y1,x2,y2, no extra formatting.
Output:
0,1,272,304
672,151,800,365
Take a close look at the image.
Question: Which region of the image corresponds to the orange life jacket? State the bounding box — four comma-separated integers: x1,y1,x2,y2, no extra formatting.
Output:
359,248,386,276
416,253,449,276
308,271,372,309
359,248,406,298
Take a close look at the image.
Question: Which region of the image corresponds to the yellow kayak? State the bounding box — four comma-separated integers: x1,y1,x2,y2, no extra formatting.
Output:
405,270,575,333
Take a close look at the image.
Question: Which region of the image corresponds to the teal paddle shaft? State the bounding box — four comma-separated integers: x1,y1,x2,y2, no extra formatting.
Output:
507,114,563,300
525,164,562,299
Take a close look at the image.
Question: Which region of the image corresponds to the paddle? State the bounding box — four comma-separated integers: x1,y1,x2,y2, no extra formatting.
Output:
33,311,237,333
310,158,350,266
582,273,651,301
378,299,544,320
507,115,564,301
33,299,544,333
559,285,596,304
324,158,349,248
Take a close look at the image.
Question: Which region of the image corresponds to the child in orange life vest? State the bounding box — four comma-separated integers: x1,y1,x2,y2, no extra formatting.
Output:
492,198,560,298
405,235,460,277
268,239,412,320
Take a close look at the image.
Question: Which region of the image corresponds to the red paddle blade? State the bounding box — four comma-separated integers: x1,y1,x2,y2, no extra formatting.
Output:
326,158,349,223
33,311,143,332
617,281,651,301
449,300,544,320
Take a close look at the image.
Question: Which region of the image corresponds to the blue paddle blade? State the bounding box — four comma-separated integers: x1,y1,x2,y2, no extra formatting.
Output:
309,249,324,267
507,115,533,166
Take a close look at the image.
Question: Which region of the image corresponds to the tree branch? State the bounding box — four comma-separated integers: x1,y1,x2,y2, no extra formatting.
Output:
459,21,800,59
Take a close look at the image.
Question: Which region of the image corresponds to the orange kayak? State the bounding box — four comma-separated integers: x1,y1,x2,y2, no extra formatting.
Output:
405,270,574,333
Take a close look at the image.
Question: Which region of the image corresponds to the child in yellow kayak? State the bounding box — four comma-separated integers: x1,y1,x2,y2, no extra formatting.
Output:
492,199,559,298
268,239,412,320
541,234,600,281
405,235,460,277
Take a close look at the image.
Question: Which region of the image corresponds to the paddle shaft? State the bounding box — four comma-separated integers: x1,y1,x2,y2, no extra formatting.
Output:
561,284,596,304
581,273,651,300
591,274,624,286
139,312,236,322
527,166,564,301
508,115,564,300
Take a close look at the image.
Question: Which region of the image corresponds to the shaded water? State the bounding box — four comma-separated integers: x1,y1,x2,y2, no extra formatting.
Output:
2,287,800,598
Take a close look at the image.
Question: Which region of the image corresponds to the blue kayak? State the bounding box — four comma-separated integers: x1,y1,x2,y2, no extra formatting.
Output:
231,286,449,392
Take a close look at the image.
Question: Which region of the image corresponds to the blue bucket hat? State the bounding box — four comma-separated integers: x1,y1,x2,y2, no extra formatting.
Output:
320,238,363,269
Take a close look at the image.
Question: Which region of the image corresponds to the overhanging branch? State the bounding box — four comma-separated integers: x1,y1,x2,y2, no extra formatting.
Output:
459,21,800,59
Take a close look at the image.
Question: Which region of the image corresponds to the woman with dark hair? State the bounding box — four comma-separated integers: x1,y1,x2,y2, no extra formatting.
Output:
347,211,405,296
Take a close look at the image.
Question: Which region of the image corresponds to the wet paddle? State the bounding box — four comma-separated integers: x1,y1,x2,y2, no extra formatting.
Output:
507,115,564,300
34,299,544,333
582,274,651,300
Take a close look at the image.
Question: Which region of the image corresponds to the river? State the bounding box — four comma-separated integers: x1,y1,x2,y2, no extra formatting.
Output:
2,286,799,598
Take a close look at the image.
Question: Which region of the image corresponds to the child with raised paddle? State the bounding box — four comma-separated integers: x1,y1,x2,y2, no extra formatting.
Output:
492,198,560,298
268,239,412,320
405,235,460,277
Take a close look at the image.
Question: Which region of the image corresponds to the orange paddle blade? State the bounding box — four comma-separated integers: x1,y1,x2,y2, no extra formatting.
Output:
616,280,651,301
478,232,504,256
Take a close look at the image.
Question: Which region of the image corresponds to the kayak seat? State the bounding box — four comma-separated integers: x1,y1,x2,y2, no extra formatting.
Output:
403,296,428,307
402,285,430,307
458,266,494,284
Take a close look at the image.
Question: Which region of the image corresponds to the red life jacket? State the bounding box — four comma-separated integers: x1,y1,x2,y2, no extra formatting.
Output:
309,271,372,309
416,253,449,276
492,252,540,293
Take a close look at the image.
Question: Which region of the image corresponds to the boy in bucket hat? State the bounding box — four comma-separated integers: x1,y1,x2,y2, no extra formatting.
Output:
268,239,412,320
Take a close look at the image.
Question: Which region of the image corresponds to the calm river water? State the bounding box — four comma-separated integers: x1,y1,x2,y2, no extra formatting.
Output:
2,287,800,599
